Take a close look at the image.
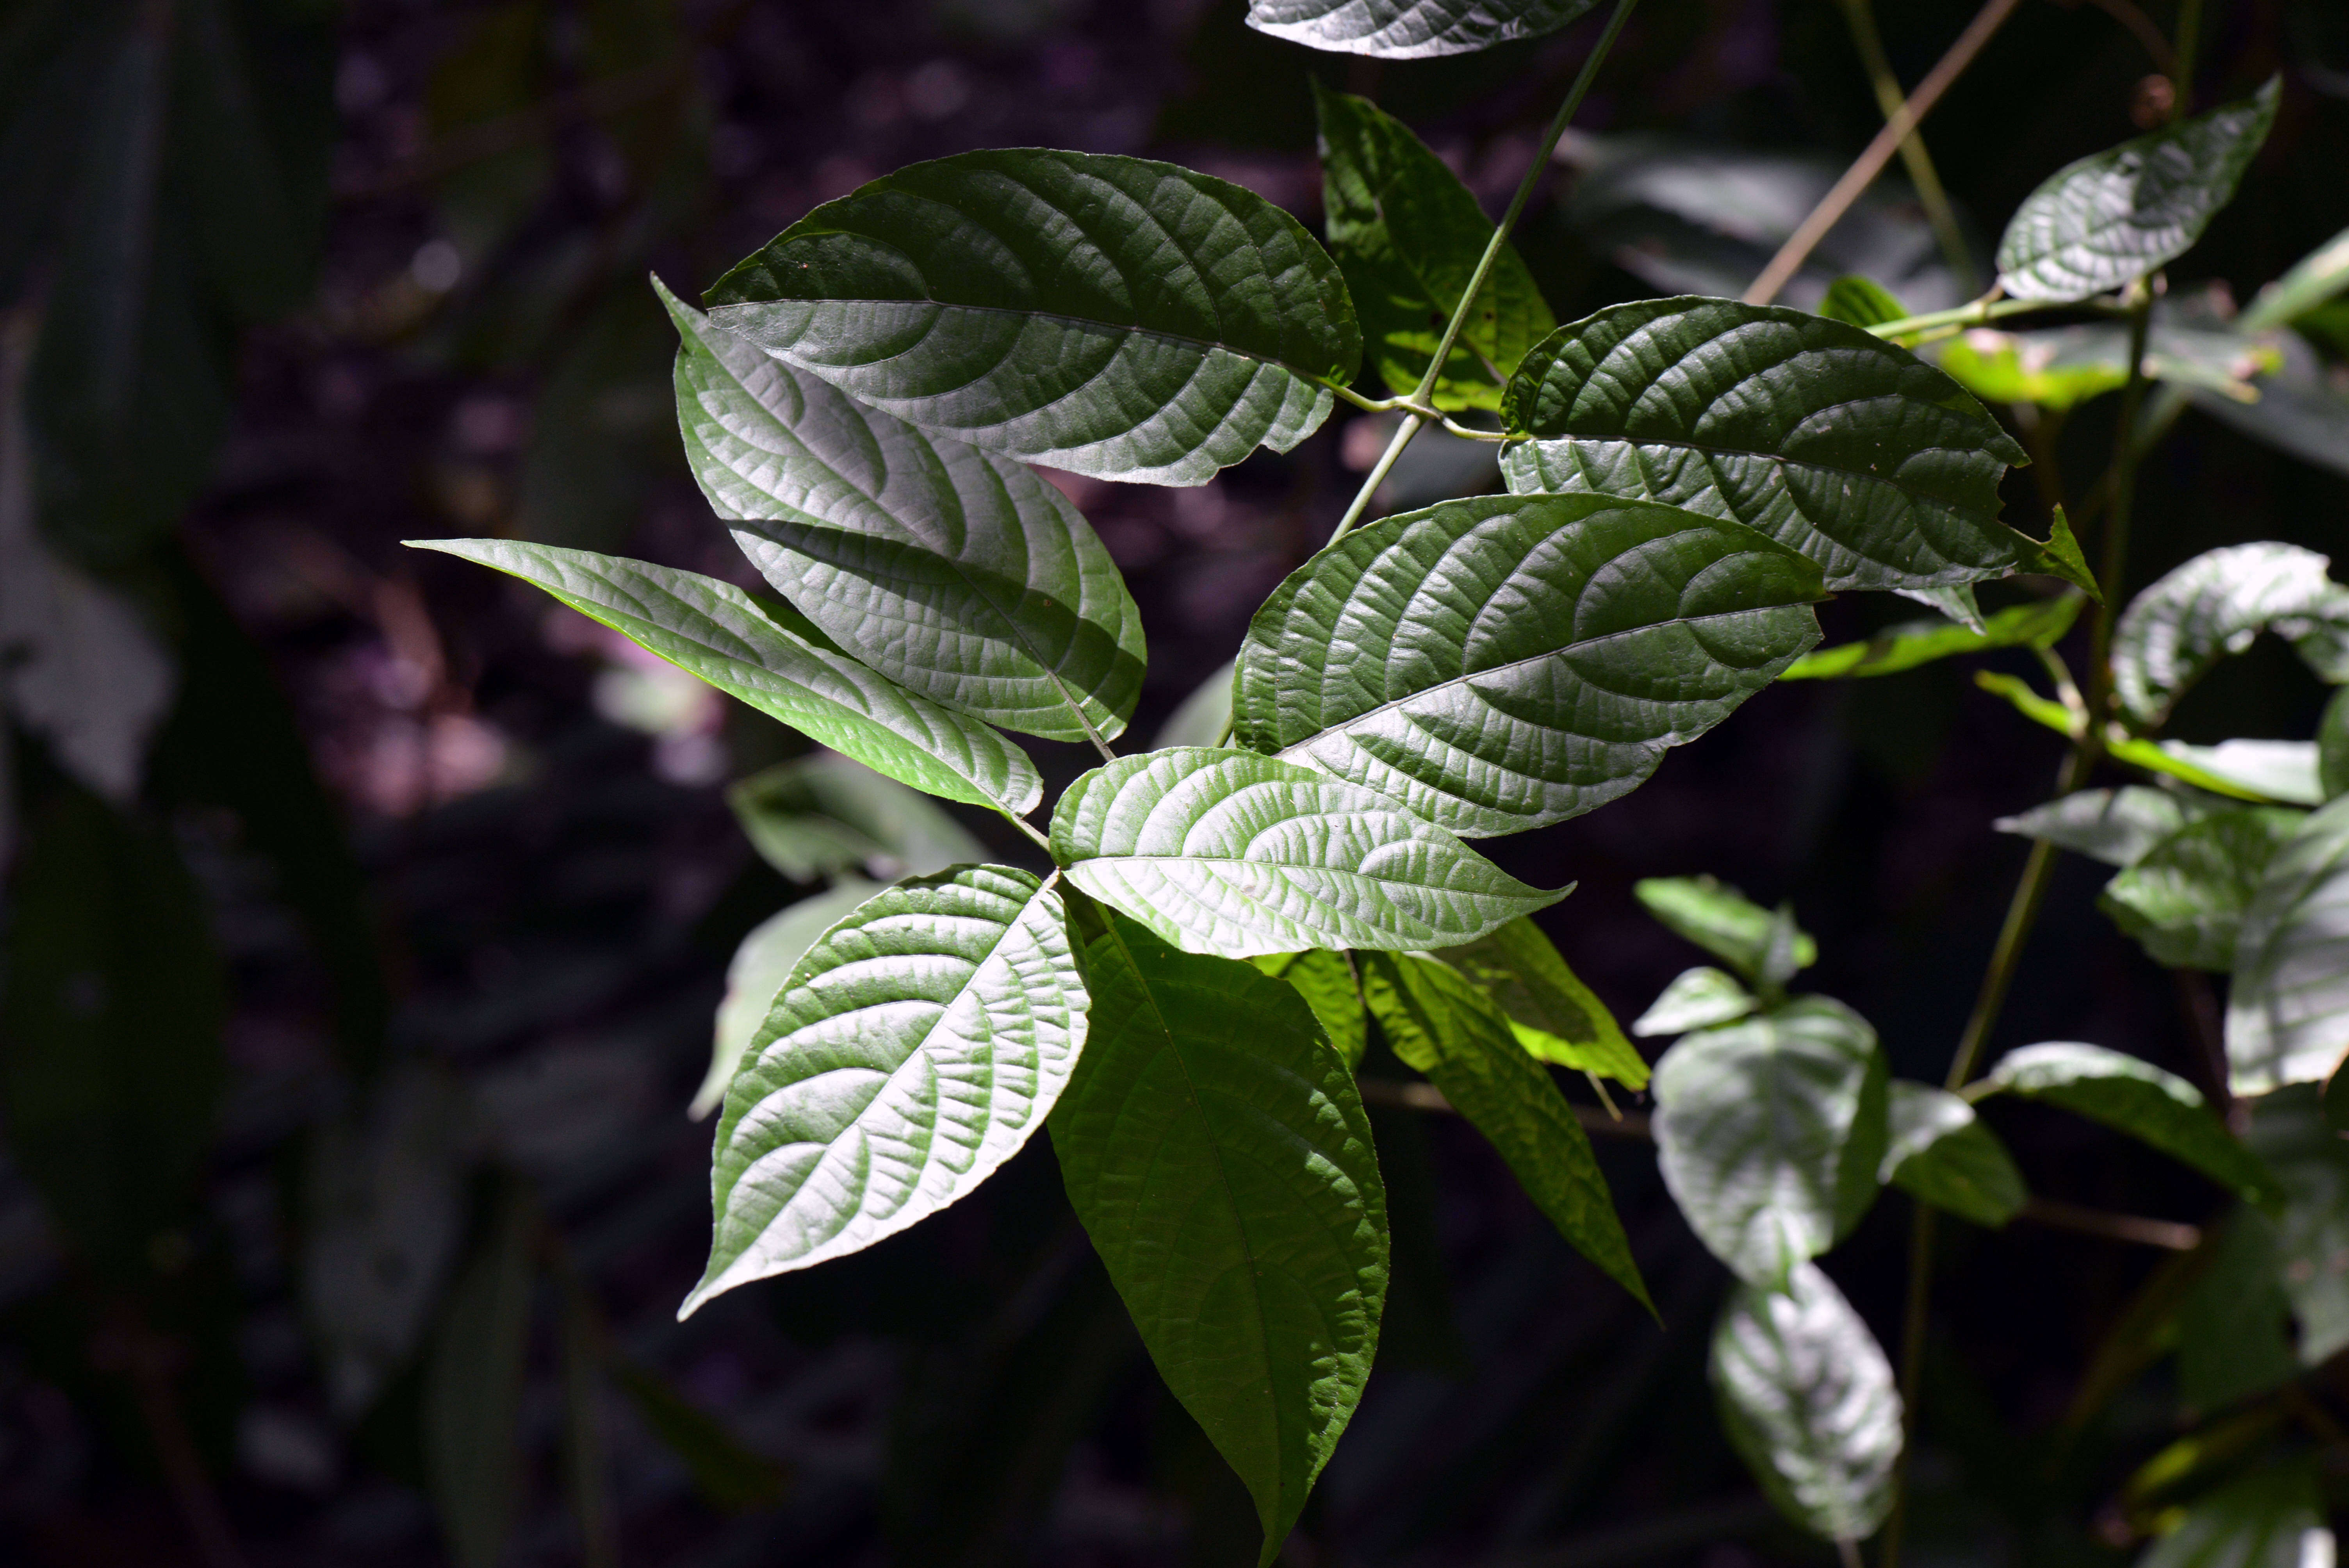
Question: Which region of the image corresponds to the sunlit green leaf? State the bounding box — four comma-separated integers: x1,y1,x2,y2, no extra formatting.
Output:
2110,542,2343,727
1634,876,1817,985
1633,966,1758,1038
2228,796,2349,1098
1314,85,1554,411
1996,786,2201,868
663,281,1146,743
685,866,1087,1313
408,540,1042,818
1498,297,2029,593
1780,593,2081,681
2101,806,2306,971
1980,1042,2279,1206
697,880,882,1121
1935,318,2276,411
1996,79,2280,303
1652,998,1888,1288
1246,0,1593,57
1879,1082,2025,1228
2155,741,2324,807
1049,748,1566,959
703,150,1360,485
1361,951,1649,1306
1235,494,1823,837
1250,949,1368,1069
1711,1260,1901,1544
726,753,985,884
1052,905,1385,1567
2008,504,2101,599
2137,1462,2332,1568
1817,275,1907,329
1434,917,1648,1087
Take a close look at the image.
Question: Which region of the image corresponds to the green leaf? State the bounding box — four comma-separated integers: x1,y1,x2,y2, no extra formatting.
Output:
1936,319,2276,411
1995,785,2200,868
2321,689,2349,802
1633,966,1758,1038
1049,748,1566,959
1050,905,1386,1568
2228,795,2349,1097
1780,593,2082,681
2100,806,2307,971
2155,741,2325,806
1980,1042,2279,1206
2111,542,2343,727
2137,1463,2331,1568
425,1181,535,1568
1234,494,1824,837
726,752,985,884
1651,998,1889,1289
1711,1260,1902,1544
1314,84,1555,411
2008,505,2101,600
1634,876,1818,985
1250,949,1368,1069
1433,917,1649,1088
697,880,882,1122
609,1360,791,1513
1995,79,2281,303
1246,0,1594,58
703,149,1361,486
1879,1082,2025,1228
1156,659,1237,750
408,540,1043,818
1498,297,2029,593
685,866,1087,1313
2241,226,2349,331
1360,952,1649,1307
1817,275,1908,329
2173,1208,2296,1412
662,281,1146,743
2243,1086,2349,1365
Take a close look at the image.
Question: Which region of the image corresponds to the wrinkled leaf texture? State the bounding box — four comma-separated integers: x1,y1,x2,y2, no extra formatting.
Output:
2229,795,2349,1098
1246,0,1594,58
2110,542,2344,728
1434,917,1649,1087
1499,297,2030,593
1251,949,1368,1069
2099,807,2304,971
1235,494,1823,837
703,149,1361,485
697,880,882,1121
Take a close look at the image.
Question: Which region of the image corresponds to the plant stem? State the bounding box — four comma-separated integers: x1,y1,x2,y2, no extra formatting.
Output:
1322,0,1640,549
2085,286,2157,720
1745,0,2024,306
2169,0,2205,119
1003,811,1056,855
1835,0,1979,292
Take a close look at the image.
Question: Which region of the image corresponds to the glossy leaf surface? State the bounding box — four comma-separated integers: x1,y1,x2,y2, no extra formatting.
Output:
727,752,985,884
1780,594,2080,681
686,867,1087,1313
1652,998,1888,1288
1250,949,1368,1069
697,880,881,1121
2100,807,2305,971
2228,796,2349,1097
704,150,1360,485
1879,1082,2025,1228
411,540,1042,817
1051,907,1385,1568
665,282,1145,741
1434,917,1648,1087
2110,542,2342,727
1711,1261,1901,1543
1235,494,1823,837
1995,786,2201,868
1995,80,2280,303
1981,1042,2278,1206
1635,876,1817,985
1314,86,1554,411
1050,748,1566,959
1498,298,2029,593
1362,952,1649,1306
1246,0,1593,58
1633,966,1758,1038
1818,275,1907,328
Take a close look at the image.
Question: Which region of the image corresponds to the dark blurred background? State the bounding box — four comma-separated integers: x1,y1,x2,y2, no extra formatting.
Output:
1,0,2345,1563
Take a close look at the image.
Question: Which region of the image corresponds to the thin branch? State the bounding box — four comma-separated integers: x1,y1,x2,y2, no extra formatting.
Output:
1835,0,1979,292
1745,0,2026,306
2018,1197,2201,1251
1327,412,1425,548
1355,1076,1651,1138
1001,811,1055,855
2169,0,2205,119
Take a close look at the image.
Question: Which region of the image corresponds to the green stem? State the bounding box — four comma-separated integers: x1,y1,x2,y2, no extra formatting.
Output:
1836,0,1979,293
1322,0,1640,549
1868,293,2118,342
2085,286,2157,719
2169,0,2204,119
1003,811,1056,856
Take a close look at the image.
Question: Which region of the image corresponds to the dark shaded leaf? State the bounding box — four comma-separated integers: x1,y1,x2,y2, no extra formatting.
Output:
1250,948,1368,1069
1434,917,1648,1087
725,752,984,885
1878,1082,2025,1228
610,1360,791,1513
2242,1086,2349,1365
1981,1042,2279,1206
425,1181,535,1568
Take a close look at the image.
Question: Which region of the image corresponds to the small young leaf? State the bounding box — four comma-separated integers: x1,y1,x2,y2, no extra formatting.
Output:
663,282,1146,743
2243,1086,2349,1365
1980,1042,2279,1206
1879,1082,2026,1229
1498,298,2029,594
2100,806,2306,971
1995,786,2200,868
1711,1261,1902,1545
727,752,986,884
1246,0,1593,58
1314,84,1555,411
702,149,1361,486
2137,1463,2332,1568
1250,949,1368,1070
1361,952,1649,1307
2111,542,2342,727
1633,967,1758,1038
697,880,881,1121
1634,876,1818,985
1051,906,1386,1568
1996,79,2281,303
1433,917,1649,1089
1779,594,2082,681
685,866,1087,1313
1236,495,1823,837
1817,274,1908,328
2228,795,2349,1097
1049,748,1566,959
1154,659,1237,750
410,540,1043,817
1651,998,1889,1289
425,1181,535,1568
2006,506,2100,600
